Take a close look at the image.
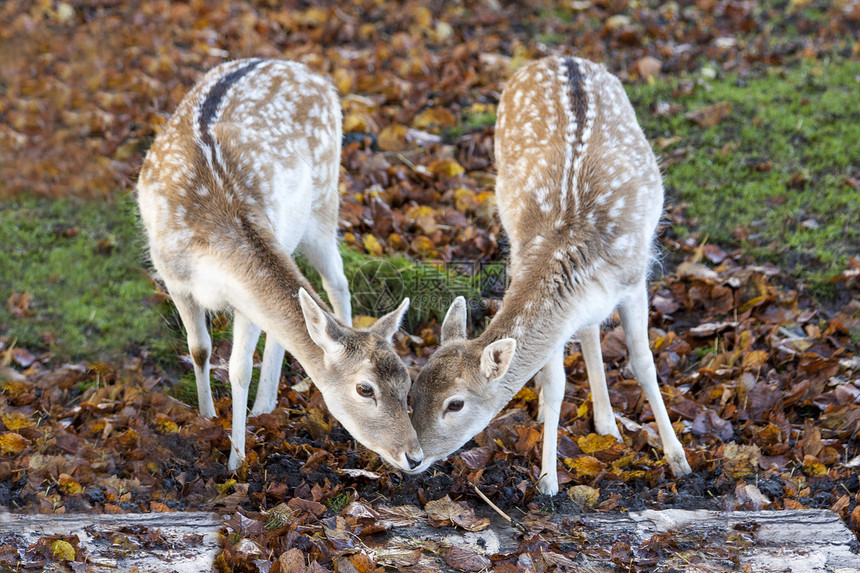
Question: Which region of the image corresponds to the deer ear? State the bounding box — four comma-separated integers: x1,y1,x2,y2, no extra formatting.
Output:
299,287,347,358
440,297,467,344
368,297,410,342
479,338,517,382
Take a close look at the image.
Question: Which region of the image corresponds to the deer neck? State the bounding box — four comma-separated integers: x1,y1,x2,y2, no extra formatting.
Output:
475,240,604,403
211,213,329,381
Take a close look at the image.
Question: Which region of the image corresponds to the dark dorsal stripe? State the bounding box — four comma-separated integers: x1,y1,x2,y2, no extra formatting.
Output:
562,57,587,147
198,59,265,172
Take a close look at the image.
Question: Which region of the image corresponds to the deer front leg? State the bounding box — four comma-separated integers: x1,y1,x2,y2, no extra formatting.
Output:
578,324,622,440
251,336,285,416
535,348,565,495
228,312,262,471
172,293,217,418
619,283,691,477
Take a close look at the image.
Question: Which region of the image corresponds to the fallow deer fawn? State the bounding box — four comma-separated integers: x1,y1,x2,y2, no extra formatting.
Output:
137,59,423,472
409,56,691,494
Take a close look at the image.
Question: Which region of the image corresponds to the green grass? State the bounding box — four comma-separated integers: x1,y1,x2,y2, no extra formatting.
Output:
301,246,496,332
628,59,860,292
0,193,177,362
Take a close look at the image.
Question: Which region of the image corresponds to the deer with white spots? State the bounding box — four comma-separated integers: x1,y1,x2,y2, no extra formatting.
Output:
409,56,691,494
137,59,423,472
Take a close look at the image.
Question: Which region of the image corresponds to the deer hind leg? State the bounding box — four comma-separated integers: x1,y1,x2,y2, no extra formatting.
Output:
172,293,216,418
227,312,262,471
619,282,691,477
535,348,565,495
300,230,353,327
578,324,622,440
251,335,285,416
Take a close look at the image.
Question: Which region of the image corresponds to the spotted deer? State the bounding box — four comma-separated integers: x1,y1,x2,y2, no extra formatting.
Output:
137,59,423,472
409,56,691,494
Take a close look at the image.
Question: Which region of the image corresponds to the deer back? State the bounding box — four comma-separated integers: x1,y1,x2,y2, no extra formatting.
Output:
137,59,341,286
494,56,664,285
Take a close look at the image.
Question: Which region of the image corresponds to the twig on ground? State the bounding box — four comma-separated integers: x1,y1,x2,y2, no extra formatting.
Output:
472,484,528,534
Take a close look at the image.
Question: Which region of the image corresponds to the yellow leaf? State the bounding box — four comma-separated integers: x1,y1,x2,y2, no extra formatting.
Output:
58,474,82,495
215,479,237,495
577,433,619,454
1,380,28,398
568,485,600,508
362,234,384,256
378,124,410,151
412,108,456,131
155,414,179,434
1,411,34,431
51,539,75,561
611,453,636,470
576,400,590,418
429,159,465,178
410,235,436,257
0,432,31,455
331,68,354,95
387,233,407,251
512,387,537,402
453,187,478,212
803,455,827,477
343,113,377,134
741,350,769,369
739,295,769,312
564,455,605,477
411,5,433,28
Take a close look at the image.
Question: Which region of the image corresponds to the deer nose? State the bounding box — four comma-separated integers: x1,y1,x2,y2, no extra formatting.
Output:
406,454,423,470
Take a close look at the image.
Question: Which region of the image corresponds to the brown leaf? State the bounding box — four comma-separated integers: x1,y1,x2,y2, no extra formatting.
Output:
278,548,306,573
721,443,761,478
685,102,732,127
458,446,493,470
288,497,327,517
632,56,661,80
7,292,32,318
378,124,410,151
424,495,489,532
443,546,490,572
412,107,456,131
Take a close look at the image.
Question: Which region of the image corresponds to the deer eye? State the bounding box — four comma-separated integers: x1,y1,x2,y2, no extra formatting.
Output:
445,399,464,413
356,383,375,398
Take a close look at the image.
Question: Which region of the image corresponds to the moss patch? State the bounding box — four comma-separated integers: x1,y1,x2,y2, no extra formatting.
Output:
0,193,176,361
628,59,860,292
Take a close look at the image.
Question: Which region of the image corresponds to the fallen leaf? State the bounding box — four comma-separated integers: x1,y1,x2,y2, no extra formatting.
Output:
721,443,761,478
564,455,606,477
362,233,384,256
425,495,489,531
378,124,410,151
443,546,490,572
685,101,733,127
568,485,600,508
577,433,619,454
412,108,456,131
0,432,31,455
51,539,75,561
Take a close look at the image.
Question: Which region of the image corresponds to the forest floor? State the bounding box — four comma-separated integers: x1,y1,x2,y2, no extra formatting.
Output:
1,1,859,571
